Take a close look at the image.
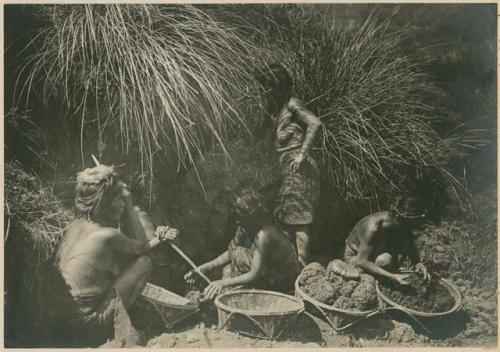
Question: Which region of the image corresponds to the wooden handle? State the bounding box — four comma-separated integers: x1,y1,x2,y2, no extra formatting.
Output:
169,242,212,285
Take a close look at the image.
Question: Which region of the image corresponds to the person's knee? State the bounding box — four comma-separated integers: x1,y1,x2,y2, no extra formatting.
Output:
136,255,153,272
375,253,393,268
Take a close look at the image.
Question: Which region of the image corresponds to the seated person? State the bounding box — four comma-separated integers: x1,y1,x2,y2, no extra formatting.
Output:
343,196,430,285
55,165,178,346
185,189,301,299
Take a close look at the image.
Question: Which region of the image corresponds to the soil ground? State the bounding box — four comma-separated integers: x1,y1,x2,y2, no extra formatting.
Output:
128,221,497,348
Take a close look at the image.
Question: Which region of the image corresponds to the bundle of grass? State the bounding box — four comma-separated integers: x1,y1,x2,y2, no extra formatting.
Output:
15,4,262,174
5,161,74,347
229,5,480,207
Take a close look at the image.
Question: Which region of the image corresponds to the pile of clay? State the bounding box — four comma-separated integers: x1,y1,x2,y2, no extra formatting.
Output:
298,260,377,311
379,273,455,313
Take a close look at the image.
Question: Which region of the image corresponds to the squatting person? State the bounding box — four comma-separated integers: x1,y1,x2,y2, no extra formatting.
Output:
255,63,322,266
184,189,301,299
55,165,178,345
343,196,431,285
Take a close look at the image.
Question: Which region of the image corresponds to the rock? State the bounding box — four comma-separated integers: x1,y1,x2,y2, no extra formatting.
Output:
186,333,199,344
480,291,492,300
463,327,482,338
327,259,360,280
435,245,446,253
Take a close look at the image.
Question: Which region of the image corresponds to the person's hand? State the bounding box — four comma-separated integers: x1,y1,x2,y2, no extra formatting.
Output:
204,280,226,300
184,269,197,285
117,181,132,200
415,263,431,281
290,152,306,172
155,226,179,242
393,273,411,286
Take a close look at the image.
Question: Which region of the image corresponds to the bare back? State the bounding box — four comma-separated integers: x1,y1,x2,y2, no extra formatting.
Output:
345,211,394,260
58,219,121,296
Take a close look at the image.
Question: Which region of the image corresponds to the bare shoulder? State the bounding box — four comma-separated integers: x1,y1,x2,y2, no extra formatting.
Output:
370,211,392,231
88,225,122,242
255,226,277,244
360,211,389,236
287,97,305,111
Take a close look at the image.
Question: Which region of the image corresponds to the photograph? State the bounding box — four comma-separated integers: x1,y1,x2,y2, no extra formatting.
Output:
3,3,497,348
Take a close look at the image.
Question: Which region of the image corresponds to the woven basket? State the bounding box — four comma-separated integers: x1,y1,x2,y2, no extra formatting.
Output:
375,278,462,317
140,283,199,329
214,289,305,340
294,273,379,331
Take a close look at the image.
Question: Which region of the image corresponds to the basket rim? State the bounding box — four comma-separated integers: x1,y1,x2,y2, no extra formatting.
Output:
141,283,199,310
294,272,379,316
214,289,305,317
375,277,462,317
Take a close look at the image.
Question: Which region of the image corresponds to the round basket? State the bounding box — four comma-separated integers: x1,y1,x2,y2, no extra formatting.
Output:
375,278,462,317
214,289,305,340
294,274,379,331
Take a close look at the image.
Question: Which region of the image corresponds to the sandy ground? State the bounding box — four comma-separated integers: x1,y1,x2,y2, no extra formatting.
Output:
134,276,497,349
112,220,498,349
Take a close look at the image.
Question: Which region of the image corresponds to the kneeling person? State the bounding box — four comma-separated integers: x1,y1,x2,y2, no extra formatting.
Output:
185,189,301,299
56,165,178,346
344,196,430,285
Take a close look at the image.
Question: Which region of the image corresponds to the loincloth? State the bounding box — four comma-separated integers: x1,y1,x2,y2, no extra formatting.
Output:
274,150,320,225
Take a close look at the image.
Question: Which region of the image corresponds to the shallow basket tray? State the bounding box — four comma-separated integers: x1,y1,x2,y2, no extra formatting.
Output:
140,282,199,329
375,278,462,317
214,289,305,340
294,273,379,331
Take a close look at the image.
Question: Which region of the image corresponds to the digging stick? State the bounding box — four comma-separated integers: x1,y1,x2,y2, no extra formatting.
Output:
169,242,213,285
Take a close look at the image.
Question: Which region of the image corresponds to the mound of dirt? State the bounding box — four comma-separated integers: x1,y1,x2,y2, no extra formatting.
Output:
379,273,455,313
298,262,377,311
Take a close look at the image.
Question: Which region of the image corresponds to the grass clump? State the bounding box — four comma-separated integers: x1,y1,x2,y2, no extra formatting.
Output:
225,5,483,206
5,161,74,346
15,4,262,172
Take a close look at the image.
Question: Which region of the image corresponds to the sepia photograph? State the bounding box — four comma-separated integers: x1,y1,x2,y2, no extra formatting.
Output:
3,3,497,348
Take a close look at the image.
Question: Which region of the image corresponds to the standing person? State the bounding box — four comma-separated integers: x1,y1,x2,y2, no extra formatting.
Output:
343,196,430,285
256,63,322,266
184,189,301,299
55,165,178,346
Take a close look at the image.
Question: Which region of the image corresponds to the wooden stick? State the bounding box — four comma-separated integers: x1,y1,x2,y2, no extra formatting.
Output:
169,242,212,285
91,154,101,166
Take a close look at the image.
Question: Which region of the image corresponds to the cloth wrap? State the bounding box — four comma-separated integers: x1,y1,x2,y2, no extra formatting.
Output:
74,165,118,220
224,226,301,292
274,149,320,225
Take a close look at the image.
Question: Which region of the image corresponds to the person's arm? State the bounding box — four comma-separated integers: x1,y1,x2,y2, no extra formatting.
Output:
101,228,150,256
353,223,410,285
200,251,231,272
406,233,431,280
204,231,269,299
119,182,148,243
184,251,231,285
289,98,321,153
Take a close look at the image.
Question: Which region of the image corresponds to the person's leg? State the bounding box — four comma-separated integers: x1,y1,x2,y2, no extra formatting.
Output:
375,253,393,269
295,225,311,267
112,255,153,308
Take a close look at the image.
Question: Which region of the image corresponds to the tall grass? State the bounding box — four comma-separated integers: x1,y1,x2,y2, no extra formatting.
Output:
15,4,262,173
224,5,485,206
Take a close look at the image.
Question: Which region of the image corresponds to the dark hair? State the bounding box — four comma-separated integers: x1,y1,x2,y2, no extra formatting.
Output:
389,196,425,219
255,63,293,92
233,188,268,218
